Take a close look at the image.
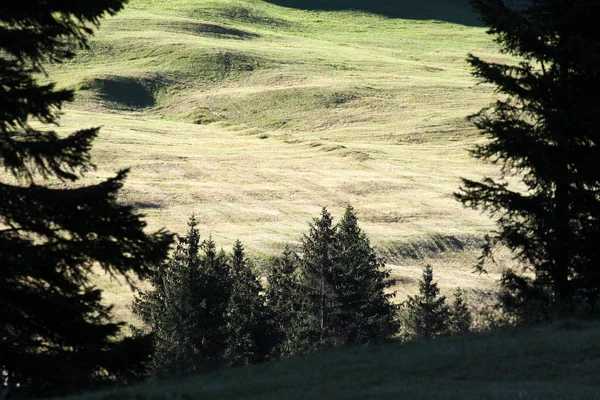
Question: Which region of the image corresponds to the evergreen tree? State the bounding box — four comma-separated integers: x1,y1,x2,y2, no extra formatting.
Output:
134,218,231,376
0,1,172,396
448,287,472,335
224,241,274,365
456,0,600,311
298,207,340,348
266,246,311,357
334,205,397,345
404,265,449,341
133,217,200,377
295,206,398,350
191,237,231,367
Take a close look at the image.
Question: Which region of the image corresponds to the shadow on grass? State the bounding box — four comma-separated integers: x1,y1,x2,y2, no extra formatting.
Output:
263,0,483,26
157,21,261,39
95,77,155,109
81,76,164,110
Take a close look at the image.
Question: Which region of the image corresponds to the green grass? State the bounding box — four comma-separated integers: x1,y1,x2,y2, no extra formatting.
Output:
43,0,519,313
62,320,600,400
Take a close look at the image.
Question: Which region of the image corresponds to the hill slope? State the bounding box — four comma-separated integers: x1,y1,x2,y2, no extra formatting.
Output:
65,320,600,400
45,0,515,309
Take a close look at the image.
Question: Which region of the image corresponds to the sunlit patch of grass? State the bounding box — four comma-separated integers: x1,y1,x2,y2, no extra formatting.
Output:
44,0,518,319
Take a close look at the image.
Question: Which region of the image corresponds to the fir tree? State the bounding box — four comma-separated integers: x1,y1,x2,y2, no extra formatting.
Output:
133,217,200,377
266,246,311,357
224,241,274,365
134,218,231,376
0,1,172,396
298,207,340,348
456,0,600,311
191,237,231,368
334,205,397,345
295,206,398,350
448,287,472,335
404,265,449,341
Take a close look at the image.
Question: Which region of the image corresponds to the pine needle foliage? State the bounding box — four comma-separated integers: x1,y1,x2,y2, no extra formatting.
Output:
133,217,231,377
135,218,275,373
335,206,398,345
296,206,397,350
298,207,340,348
456,0,600,313
266,246,312,357
403,265,450,341
0,1,172,396
224,241,274,365
449,287,473,335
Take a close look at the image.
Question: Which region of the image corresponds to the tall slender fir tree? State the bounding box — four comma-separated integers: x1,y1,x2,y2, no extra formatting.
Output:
224,241,274,365
296,207,398,350
191,237,232,367
266,246,315,357
448,287,472,335
334,205,397,345
0,1,172,396
298,207,340,348
456,0,600,312
134,218,234,376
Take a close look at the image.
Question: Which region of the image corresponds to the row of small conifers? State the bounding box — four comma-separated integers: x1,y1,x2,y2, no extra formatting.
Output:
134,206,474,377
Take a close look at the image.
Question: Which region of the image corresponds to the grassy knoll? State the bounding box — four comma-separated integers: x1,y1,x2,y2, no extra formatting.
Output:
44,0,517,312
62,320,600,400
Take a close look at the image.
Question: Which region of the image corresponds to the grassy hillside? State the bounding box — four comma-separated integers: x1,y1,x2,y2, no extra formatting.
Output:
63,320,600,400
44,0,517,311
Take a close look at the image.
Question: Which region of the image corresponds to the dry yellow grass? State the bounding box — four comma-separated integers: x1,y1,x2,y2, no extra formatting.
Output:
42,0,519,317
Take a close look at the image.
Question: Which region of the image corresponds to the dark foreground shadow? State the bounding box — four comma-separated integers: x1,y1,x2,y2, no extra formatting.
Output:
263,0,483,26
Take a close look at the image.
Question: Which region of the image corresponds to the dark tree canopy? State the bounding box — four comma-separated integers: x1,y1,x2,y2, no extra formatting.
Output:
457,0,600,311
298,207,339,348
403,265,449,341
0,1,172,396
296,207,397,349
135,219,275,374
266,246,311,357
448,287,472,335
334,206,397,345
224,241,274,365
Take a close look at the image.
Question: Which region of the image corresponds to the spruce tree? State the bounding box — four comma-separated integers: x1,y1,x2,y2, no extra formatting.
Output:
133,217,200,377
0,1,172,396
266,246,311,357
334,205,397,345
448,287,472,335
404,265,449,341
295,206,398,350
191,237,231,367
456,0,600,310
224,241,274,365
134,218,231,376
298,207,340,348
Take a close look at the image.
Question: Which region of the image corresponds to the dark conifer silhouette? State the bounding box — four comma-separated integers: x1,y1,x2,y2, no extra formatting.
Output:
457,0,600,313
298,208,339,348
133,217,202,377
266,246,311,357
135,220,234,376
404,265,449,340
448,287,472,335
224,241,274,365
136,219,275,372
0,1,172,396
296,207,397,349
334,205,397,345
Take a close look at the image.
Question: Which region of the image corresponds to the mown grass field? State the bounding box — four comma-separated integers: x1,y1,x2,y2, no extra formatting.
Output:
61,319,600,400
45,0,518,313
